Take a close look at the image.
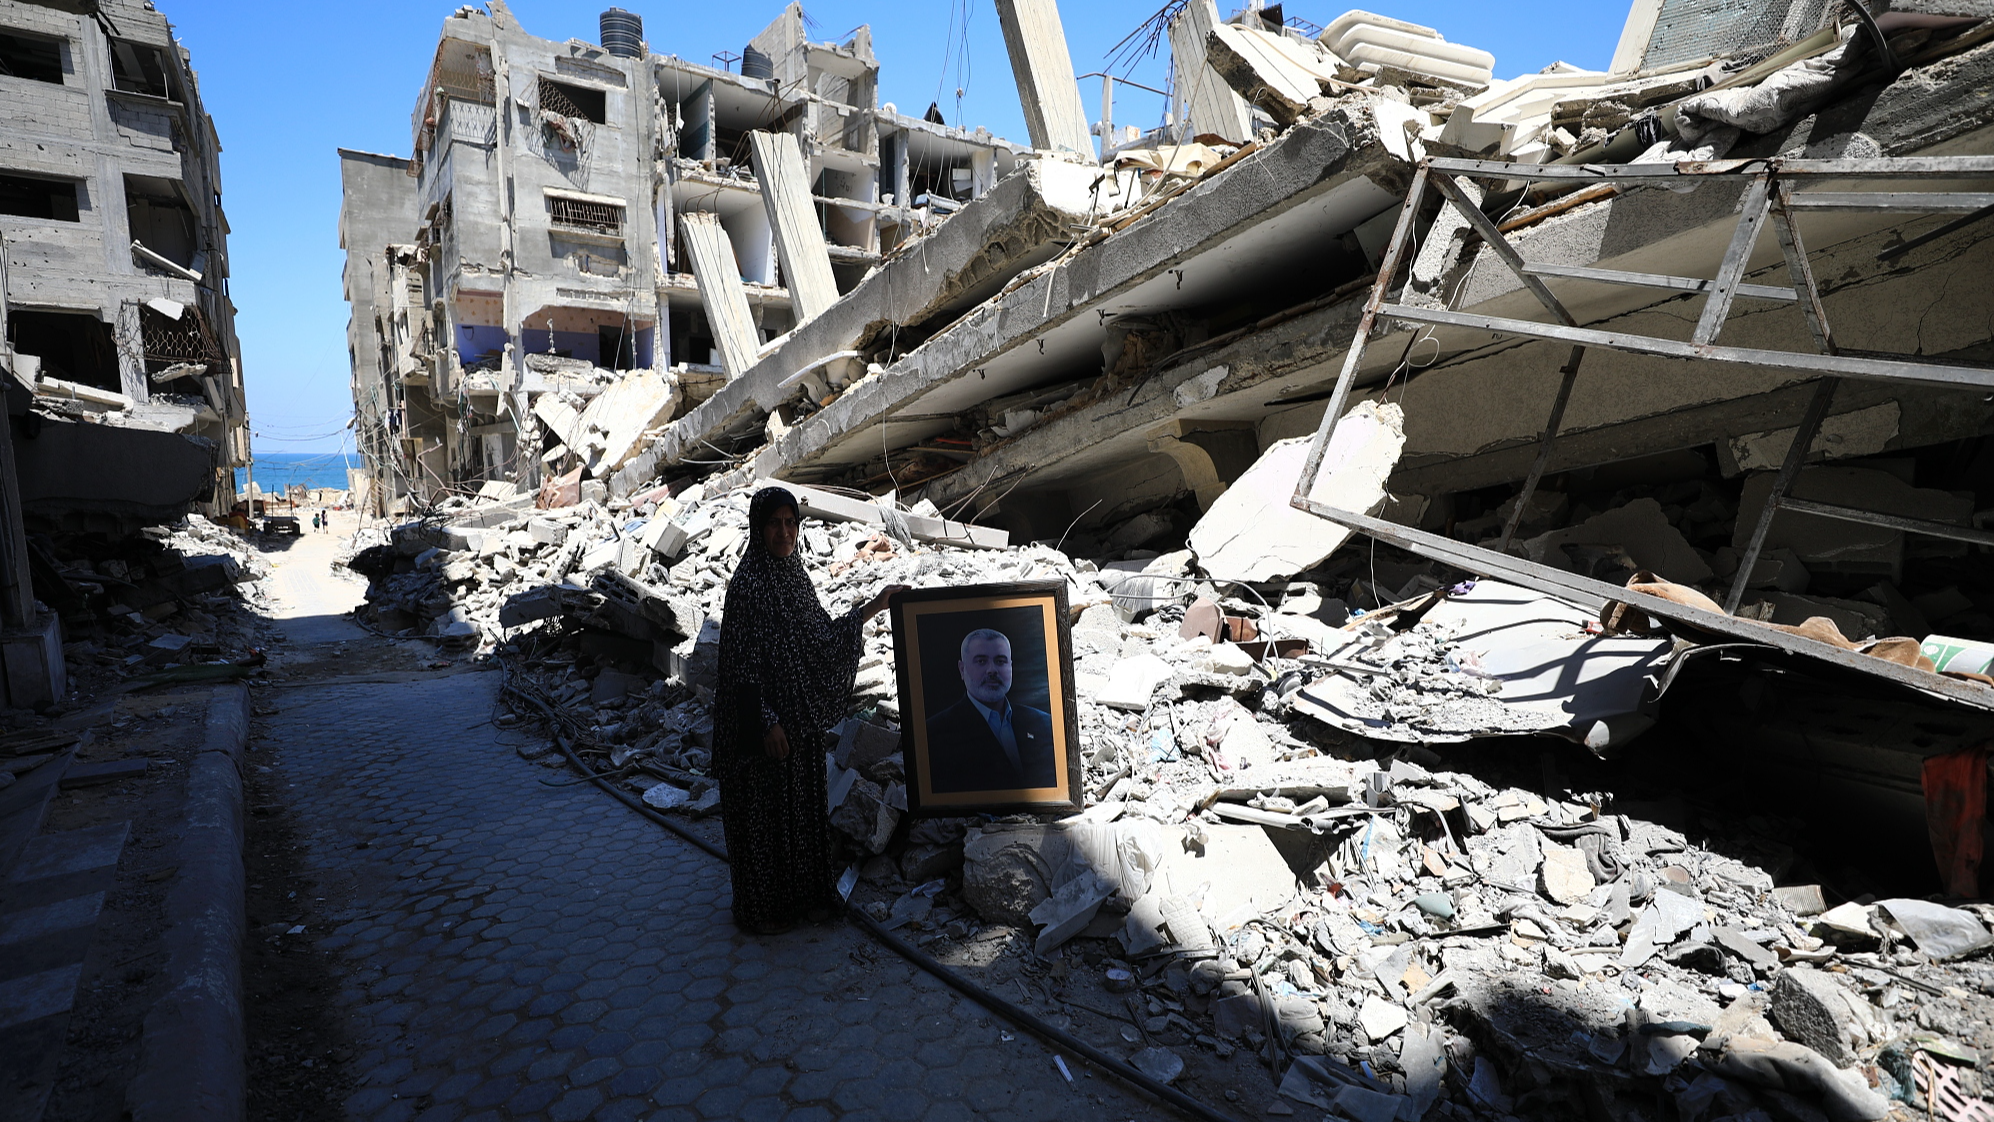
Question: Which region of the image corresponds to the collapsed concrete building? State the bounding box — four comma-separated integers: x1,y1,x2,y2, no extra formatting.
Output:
337,1,1026,510
0,0,250,707
342,0,1994,871
342,2,1994,1113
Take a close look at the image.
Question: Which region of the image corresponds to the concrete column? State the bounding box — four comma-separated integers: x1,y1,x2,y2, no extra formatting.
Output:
992,0,1095,157
748,131,840,324
0,405,34,629
679,213,761,378
1168,0,1254,144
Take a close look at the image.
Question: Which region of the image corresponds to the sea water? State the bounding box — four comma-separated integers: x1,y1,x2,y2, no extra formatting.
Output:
232,452,363,496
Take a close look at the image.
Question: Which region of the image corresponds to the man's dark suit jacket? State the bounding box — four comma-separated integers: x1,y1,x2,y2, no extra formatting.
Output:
924,695,1058,793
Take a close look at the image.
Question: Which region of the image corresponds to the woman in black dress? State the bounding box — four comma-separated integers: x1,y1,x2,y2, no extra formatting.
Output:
714,486,903,934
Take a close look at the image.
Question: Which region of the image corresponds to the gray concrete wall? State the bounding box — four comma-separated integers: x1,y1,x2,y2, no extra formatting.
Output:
0,0,248,516
338,150,418,507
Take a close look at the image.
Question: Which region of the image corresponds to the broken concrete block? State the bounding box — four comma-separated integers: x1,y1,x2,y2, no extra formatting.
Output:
1211,993,1264,1038
1071,602,1123,657
1712,926,1779,970
834,718,901,775
1097,654,1176,711
1356,995,1408,1041
1187,402,1405,584
1206,642,1254,675
590,669,645,705
900,841,963,883
1028,871,1115,955
526,517,569,546
1157,823,1294,925
1723,401,1900,474
1539,844,1595,905
829,776,900,855
960,819,1168,926
1772,884,1827,916
1127,1046,1184,1085
1814,901,1879,942
1524,497,1713,584
1770,967,1875,1068
1205,22,1336,125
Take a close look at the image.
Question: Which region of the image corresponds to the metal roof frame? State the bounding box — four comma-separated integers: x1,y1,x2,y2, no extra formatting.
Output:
1292,154,1994,711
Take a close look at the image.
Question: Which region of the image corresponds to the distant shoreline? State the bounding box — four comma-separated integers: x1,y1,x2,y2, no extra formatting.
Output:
233,452,362,495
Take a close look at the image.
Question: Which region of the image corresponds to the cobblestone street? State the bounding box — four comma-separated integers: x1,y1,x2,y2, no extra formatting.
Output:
256,671,1165,1122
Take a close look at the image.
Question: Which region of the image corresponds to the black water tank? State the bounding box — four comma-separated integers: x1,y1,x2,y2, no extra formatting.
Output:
600,8,643,58
741,45,774,80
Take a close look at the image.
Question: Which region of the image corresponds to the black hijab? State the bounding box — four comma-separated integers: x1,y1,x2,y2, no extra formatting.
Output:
714,487,864,770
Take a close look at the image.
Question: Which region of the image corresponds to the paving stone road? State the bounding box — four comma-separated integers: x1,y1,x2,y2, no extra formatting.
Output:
260,672,1167,1122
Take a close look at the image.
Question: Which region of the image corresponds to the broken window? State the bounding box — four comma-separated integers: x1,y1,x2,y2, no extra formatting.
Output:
548,195,624,237
536,77,605,123
0,171,79,221
108,39,174,99
125,174,198,268
0,30,64,84
140,303,226,371
6,310,120,390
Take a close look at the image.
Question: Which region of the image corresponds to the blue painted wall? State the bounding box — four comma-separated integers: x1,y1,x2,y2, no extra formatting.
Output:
455,324,509,361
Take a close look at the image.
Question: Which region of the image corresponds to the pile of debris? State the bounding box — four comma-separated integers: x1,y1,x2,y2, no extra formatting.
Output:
367,469,1993,1121
10,514,271,715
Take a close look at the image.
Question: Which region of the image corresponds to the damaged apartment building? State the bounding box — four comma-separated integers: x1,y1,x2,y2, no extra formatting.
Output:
338,0,1025,510
352,0,1994,845
342,0,1994,796
0,0,249,707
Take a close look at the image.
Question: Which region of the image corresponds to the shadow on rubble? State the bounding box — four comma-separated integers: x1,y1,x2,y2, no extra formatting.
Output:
1420,666,1956,910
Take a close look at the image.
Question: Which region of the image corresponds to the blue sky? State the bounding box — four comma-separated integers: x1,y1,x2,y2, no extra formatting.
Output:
160,0,1630,454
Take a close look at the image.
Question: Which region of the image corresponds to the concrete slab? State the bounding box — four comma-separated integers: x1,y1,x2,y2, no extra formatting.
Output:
1188,401,1405,584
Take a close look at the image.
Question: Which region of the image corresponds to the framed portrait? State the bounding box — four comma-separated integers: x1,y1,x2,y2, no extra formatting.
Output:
890,580,1081,817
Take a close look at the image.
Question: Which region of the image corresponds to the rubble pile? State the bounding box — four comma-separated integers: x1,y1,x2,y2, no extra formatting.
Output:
9,514,271,715
388,472,1994,1121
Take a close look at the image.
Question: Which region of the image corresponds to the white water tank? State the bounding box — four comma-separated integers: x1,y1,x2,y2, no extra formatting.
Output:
1319,10,1495,89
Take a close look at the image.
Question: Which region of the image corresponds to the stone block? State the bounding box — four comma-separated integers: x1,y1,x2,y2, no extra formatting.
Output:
526,518,568,546
1771,967,1875,1068
1,612,65,711
829,776,900,854
498,587,564,628
833,719,901,775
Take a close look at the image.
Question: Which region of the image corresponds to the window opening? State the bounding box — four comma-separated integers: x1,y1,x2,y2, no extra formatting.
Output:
7,310,119,390
548,196,624,237
125,174,197,268
0,172,79,221
537,77,605,124
0,31,63,84
108,39,172,99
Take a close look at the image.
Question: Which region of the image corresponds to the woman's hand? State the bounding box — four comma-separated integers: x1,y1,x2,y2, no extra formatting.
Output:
763,723,790,760
863,584,911,619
